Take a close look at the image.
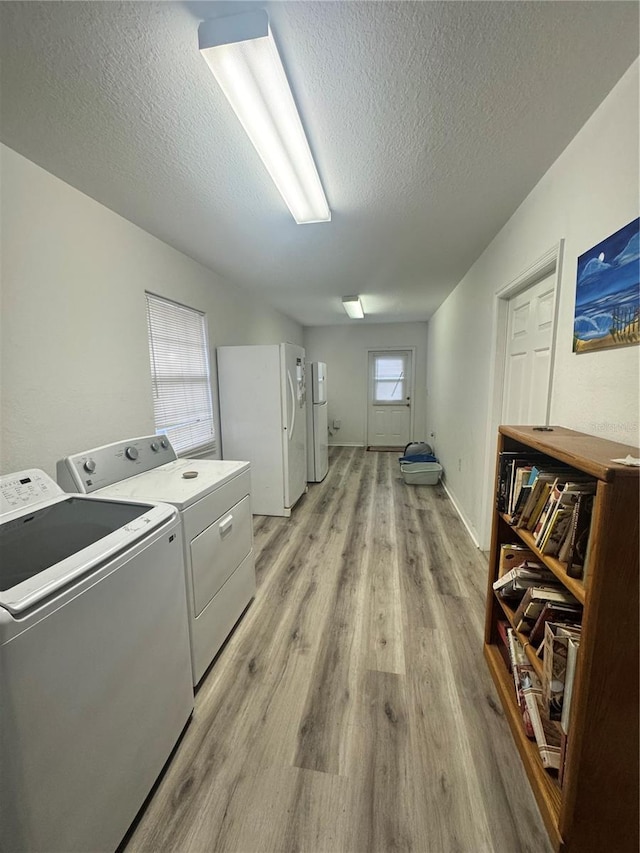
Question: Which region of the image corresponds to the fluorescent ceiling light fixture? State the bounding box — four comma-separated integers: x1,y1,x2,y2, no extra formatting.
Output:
198,11,331,225
342,296,365,319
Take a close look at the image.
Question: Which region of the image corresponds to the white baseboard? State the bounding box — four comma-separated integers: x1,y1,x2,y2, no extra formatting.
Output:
441,480,480,548
329,442,365,447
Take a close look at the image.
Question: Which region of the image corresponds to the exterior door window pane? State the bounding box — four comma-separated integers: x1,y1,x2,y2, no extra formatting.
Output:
373,356,405,403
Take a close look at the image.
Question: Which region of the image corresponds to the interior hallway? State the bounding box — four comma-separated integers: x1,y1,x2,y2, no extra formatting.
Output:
123,446,553,853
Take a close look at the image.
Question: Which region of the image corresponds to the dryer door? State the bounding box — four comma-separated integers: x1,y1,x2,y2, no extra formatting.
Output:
190,496,252,616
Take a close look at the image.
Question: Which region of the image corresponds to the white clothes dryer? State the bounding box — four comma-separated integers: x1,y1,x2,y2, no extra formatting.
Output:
57,436,256,685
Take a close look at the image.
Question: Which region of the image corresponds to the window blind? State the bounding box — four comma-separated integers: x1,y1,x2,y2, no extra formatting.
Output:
373,355,405,402
146,293,215,455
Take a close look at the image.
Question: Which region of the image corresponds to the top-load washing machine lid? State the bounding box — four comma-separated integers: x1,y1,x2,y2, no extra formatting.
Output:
57,435,250,510
0,469,177,615
93,458,250,510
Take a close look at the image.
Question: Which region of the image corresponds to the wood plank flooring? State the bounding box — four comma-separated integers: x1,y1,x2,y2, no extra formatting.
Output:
123,447,553,853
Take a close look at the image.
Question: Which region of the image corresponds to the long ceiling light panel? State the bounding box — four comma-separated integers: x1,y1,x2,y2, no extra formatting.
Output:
342,296,365,319
198,11,331,224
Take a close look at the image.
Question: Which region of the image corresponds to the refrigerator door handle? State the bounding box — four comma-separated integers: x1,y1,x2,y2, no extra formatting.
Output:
287,370,295,441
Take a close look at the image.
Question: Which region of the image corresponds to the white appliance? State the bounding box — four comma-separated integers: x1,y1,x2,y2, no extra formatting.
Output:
57,436,256,686
217,342,307,516
0,469,193,853
306,361,329,482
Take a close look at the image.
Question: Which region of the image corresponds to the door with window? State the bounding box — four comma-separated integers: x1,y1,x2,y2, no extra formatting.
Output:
367,350,413,448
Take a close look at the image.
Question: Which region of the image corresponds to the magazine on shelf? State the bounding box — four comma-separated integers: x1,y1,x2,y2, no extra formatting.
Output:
492,562,556,599
521,676,563,770
542,622,581,720
560,637,581,734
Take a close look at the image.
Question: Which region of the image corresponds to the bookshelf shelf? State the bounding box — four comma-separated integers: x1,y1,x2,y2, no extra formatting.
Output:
484,426,639,853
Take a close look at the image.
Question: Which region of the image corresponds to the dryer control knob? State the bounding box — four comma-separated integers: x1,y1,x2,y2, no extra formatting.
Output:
150,441,160,452
160,438,169,449
84,459,96,474
125,446,139,461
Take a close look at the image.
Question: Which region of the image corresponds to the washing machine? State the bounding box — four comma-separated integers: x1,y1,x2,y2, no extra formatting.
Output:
57,436,256,685
0,468,193,852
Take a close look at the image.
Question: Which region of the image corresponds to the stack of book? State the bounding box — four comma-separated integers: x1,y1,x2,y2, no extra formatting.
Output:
512,585,580,635
496,451,548,518
496,452,597,579
492,561,559,600
557,492,596,579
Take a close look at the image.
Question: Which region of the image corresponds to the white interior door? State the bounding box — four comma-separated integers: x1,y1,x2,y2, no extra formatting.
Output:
502,272,556,424
367,350,413,447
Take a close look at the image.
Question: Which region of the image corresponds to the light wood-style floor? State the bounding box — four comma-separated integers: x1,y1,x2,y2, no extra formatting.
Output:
123,447,553,853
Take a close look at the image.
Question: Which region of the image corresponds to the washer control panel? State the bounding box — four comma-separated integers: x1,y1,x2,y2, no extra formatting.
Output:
56,435,178,494
1,469,63,515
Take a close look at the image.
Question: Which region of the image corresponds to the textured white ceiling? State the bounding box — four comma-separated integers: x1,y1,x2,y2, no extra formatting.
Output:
1,1,638,325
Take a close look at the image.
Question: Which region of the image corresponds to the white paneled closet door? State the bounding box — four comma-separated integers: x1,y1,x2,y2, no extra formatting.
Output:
502,273,556,424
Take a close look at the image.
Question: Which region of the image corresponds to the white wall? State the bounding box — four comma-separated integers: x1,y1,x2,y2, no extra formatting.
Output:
303,323,428,446
427,59,640,549
0,145,302,477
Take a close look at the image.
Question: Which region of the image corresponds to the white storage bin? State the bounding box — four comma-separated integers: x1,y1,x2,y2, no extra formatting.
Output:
400,461,443,485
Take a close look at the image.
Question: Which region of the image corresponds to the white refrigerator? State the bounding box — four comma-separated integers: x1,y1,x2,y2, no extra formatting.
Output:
217,343,307,517
306,362,329,483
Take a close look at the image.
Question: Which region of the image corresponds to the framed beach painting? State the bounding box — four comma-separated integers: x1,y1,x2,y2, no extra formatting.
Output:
573,217,640,353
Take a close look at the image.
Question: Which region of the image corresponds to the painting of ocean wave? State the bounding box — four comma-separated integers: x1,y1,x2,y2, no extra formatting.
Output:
573,217,639,353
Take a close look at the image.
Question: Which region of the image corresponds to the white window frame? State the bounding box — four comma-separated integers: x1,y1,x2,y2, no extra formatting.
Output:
145,292,216,456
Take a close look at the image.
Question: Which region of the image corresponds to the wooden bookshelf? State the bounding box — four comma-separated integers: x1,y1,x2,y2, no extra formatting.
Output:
484,425,639,853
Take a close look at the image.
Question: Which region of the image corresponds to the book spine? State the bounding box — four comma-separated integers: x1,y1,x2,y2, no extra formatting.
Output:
533,483,559,544
506,628,523,704
560,638,580,734
567,494,595,578
496,454,513,513
527,485,551,532
563,495,582,573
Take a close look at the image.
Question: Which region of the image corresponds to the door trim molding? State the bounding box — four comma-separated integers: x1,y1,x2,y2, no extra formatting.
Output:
479,239,564,549
365,347,416,446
